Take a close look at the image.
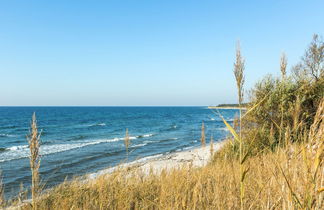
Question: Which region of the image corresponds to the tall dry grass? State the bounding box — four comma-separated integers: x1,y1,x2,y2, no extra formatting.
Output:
0,172,4,208
27,113,41,209
280,52,287,79
210,134,214,156
233,41,246,209
124,128,130,155
200,122,206,147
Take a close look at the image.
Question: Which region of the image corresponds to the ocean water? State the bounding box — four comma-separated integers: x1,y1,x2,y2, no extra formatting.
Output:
0,107,238,198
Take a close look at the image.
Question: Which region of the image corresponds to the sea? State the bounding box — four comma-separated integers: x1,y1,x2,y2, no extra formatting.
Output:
0,107,238,199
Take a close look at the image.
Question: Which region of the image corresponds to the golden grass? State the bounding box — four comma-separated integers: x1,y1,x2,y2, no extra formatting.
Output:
26,113,41,210
200,122,205,147
124,128,130,155
210,134,214,156
19,139,322,210
234,40,246,209
0,172,4,208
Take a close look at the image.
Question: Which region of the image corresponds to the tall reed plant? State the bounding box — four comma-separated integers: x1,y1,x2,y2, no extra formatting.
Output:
124,128,130,156
27,113,41,210
233,41,246,210
200,122,205,147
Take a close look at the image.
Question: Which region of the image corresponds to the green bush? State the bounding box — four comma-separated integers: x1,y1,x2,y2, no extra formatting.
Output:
244,34,323,148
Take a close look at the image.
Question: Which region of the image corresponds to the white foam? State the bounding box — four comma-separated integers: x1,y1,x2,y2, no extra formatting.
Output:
0,133,153,163
8,145,29,151
87,123,106,127
0,133,16,137
132,143,147,147
183,146,194,150
217,127,229,131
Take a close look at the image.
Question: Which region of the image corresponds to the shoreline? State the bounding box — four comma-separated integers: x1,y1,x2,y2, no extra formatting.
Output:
208,106,247,110
10,141,226,209
88,140,226,179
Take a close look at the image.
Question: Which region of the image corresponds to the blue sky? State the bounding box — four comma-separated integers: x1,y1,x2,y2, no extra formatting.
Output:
0,0,323,106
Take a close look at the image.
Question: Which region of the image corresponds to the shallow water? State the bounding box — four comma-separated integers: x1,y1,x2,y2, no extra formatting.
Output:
0,107,238,198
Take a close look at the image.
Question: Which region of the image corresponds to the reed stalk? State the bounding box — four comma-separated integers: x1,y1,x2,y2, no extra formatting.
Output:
0,172,4,208
280,53,287,80
234,41,245,210
27,113,41,210
124,128,130,156
200,122,206,147
210,134,214,156
279,53,287,145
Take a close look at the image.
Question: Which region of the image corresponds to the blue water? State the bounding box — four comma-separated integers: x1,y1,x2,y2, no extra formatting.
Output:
0,107,238,198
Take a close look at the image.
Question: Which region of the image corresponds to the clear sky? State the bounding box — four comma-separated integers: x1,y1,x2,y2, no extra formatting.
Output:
0,0,323,106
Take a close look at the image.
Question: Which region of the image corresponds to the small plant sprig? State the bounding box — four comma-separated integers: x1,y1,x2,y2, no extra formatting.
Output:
210,134,214,156
0,172,4,208
200,122,206,147
280,53,287,80
124,128,130,156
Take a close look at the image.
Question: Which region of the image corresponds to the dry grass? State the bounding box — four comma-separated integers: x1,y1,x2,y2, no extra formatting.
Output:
21,141,323,209
0,172,4,208
200,122,205,147
234,40,246,209
26,113,41,209
124,128,130,155
210,134,214,156
280,52,287,79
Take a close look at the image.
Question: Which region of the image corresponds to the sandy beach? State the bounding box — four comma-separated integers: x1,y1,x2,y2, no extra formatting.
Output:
89,140,226,179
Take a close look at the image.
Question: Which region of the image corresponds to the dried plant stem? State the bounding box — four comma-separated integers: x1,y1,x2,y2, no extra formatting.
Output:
124,128,130,156
0,172,4,208
234,41,245,210
27,113,41,210
210,134,214,156
200,122,205,147
280,53,287,80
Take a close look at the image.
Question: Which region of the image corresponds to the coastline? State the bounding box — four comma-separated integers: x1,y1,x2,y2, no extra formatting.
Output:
208,106,247,110
88,140,226,179
10,141,226,209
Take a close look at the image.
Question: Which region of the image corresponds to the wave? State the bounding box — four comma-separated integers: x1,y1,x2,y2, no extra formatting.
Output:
68,135,88,141
87,123,106,127
0,133,154,163
161,125,178,132
8,145,29,151
132,143,147,148
183,146,195,150
216,127,229,131
0,125,18,129
0,133,16,138
137,134,154,138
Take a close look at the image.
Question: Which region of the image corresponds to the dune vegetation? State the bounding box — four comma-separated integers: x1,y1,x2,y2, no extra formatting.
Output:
3,34,324,209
